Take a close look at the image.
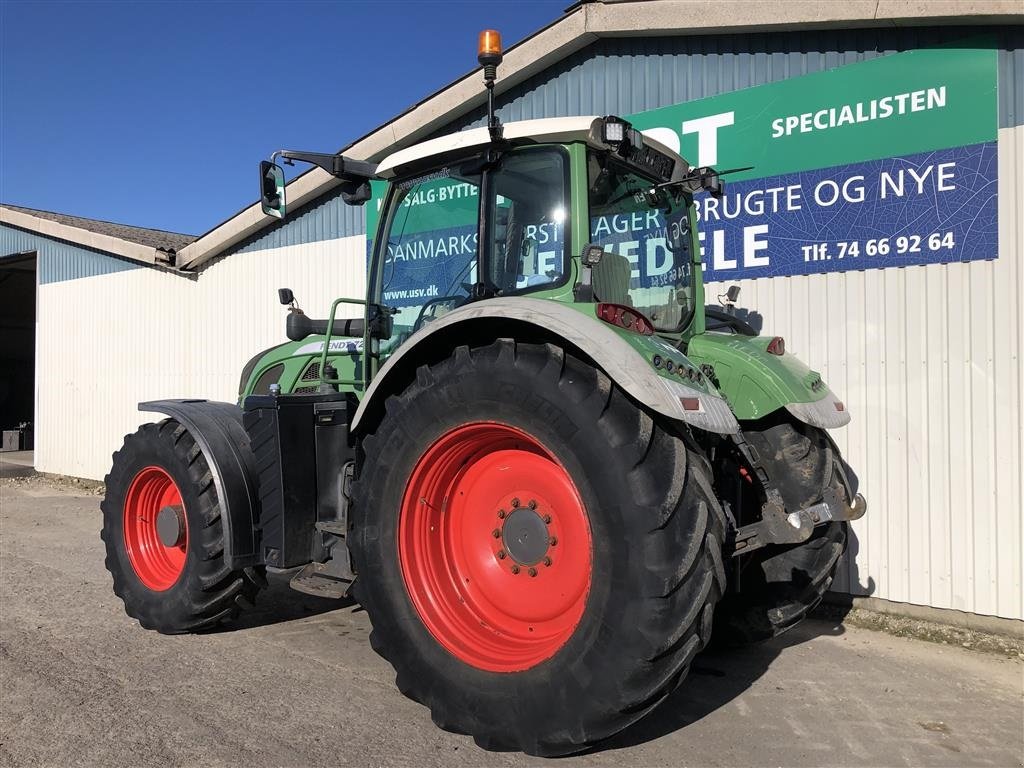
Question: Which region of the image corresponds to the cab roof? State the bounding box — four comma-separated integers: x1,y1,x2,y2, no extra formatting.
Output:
375,116,686,179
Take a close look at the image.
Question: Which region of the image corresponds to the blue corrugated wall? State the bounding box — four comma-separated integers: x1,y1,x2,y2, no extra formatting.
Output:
224,24,1023,254
227,181,365,255
448,26,1023,132
0,223,142,284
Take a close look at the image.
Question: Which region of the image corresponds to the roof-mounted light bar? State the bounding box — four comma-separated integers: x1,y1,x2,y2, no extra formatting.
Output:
600,116,643,151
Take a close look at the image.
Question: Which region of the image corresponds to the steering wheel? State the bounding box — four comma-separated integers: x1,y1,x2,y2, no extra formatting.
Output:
413,295,468,332
704,306,757,336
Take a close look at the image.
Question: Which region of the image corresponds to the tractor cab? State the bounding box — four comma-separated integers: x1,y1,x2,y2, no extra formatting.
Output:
260,113,724,393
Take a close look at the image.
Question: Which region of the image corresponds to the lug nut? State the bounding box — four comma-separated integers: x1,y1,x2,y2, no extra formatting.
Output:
511,565,520,574
492,529,501,538
543,556,552,567
542,514,552,524
497,550,506,559
549,536,558,546
528,567,537,577
511,498,520,508
528,499,537,510
497,509,506,519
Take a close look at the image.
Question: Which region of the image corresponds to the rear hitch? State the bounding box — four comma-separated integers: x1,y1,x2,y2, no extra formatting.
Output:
731,490,867,556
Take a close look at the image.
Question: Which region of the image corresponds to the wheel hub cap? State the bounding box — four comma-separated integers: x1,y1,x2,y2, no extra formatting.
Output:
155,504,186,547
501,507,549,565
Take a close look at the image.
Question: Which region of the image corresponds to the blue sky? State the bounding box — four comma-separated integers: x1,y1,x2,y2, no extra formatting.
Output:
0,0,567,235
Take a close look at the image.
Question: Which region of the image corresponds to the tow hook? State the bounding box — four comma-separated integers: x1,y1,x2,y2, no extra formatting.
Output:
731,490,867,556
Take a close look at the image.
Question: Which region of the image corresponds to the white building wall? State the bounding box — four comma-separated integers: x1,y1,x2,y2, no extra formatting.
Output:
707,125,1023,620
34,234,367,479
33,125,1022,621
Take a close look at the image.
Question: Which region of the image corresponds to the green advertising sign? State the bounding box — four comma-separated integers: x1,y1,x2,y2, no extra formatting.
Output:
366,42,999,287
628,44,997,181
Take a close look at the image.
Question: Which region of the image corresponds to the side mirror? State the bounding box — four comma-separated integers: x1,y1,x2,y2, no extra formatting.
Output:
726,285,741,303
260,161,286,219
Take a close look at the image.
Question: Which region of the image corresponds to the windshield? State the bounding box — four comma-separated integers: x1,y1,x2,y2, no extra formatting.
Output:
372,146,571,353
376,167,481,343
587,151,695,331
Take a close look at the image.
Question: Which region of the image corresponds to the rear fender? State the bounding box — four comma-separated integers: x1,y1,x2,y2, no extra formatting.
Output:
139,399,260,568
686,333,851,429
350,297,739,435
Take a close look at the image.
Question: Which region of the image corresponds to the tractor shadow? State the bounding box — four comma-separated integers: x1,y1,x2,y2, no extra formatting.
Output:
595,615,851,753
597,451,872,754
214,571,355,631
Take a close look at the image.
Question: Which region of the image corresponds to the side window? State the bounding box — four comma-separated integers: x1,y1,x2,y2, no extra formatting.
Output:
377,170,481,345
587,153,694,331
487,148,569,294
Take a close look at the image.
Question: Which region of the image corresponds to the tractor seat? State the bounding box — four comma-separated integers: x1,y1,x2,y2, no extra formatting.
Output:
592,250,633,306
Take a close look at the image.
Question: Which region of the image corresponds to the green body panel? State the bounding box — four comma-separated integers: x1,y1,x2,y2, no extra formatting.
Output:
239,338,365,402
241,301,719,402
685,333,830,421
242,137,837,425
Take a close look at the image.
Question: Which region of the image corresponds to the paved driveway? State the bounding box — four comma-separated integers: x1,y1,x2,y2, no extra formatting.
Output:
2,481,1021,767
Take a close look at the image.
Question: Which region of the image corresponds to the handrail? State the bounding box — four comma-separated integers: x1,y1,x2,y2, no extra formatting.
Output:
318,297,368,389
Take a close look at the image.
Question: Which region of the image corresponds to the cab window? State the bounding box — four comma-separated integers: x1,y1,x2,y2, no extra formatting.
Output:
486,146,569,294
587,152,695,331
376,168,481,342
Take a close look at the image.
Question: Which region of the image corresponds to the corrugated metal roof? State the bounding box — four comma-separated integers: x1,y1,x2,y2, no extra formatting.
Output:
1,205,195,253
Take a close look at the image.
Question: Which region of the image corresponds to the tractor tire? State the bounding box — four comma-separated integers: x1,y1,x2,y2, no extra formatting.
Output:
350,340,727,756
101,419,266,633
714,416,848,644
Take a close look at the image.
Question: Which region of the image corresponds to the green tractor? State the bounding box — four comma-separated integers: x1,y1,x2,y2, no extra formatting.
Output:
101,31,864,756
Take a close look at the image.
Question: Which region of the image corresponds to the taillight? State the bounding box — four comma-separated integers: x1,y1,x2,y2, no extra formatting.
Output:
766,336,786,355
596,303,654,335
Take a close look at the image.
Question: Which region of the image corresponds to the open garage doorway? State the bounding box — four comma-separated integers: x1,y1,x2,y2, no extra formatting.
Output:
0,251,35,464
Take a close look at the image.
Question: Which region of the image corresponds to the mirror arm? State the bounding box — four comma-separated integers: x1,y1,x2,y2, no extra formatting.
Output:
271,150,378,182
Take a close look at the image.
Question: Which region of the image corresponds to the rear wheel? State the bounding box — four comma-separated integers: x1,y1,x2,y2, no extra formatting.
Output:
101,419,266,633
714,415,848,644
350,341,726,756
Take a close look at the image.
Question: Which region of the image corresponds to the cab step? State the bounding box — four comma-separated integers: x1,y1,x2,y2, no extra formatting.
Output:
289,557,354,599
315,520,347,536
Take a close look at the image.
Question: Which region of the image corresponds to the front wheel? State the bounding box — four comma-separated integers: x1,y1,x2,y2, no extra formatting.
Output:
350,341,727,756
101,419,265,633
713,415,849,644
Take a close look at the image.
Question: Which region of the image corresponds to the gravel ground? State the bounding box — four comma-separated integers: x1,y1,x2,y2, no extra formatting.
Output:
2,477,1022,767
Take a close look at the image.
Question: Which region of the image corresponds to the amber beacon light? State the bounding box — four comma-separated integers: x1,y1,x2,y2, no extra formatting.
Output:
478,29,503,67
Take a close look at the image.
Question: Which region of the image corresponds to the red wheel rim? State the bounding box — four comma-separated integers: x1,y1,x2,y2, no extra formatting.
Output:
399,422,592,672
123,466,188,591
